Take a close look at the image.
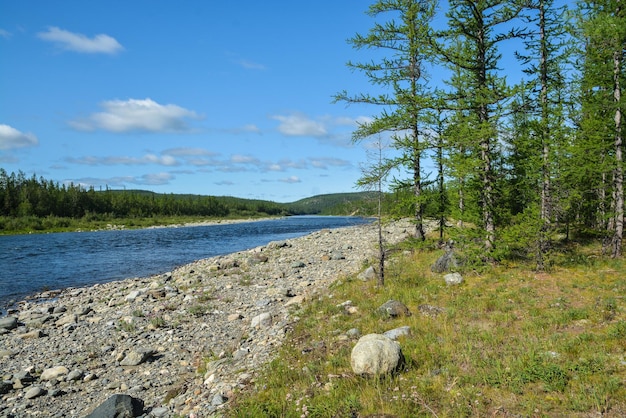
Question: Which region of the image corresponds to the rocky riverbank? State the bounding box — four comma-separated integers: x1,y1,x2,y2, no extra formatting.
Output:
0,219,416,417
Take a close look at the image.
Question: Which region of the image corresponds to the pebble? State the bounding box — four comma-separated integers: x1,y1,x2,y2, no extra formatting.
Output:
0,218,417,417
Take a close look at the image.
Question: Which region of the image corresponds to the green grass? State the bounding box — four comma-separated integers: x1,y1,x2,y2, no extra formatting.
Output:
226,238,626,417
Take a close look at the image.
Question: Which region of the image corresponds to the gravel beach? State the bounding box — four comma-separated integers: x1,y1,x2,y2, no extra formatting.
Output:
0,219,415,418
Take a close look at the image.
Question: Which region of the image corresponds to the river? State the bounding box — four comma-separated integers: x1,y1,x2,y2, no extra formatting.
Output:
0,216,371,313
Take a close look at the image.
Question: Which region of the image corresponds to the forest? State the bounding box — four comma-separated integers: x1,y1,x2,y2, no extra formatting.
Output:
332,0,625,268
0,168,384,233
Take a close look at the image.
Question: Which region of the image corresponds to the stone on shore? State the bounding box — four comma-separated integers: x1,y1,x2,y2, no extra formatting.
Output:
351,334,405,376
119,348,156,366
0,316,18,330
40,366,69,381
84,394,144,418
251,312,272,328
24,386,46,399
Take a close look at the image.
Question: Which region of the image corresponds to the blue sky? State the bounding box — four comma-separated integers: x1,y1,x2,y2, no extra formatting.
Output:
0,1,383,202
0,1,573,203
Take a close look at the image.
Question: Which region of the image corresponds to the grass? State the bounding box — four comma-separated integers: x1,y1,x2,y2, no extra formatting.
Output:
226,237,626,417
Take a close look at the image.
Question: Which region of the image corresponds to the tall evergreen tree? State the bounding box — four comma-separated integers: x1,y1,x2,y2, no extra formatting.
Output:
334,0,438,240
576,0,625,257
515,0,572,268
438,0,525,253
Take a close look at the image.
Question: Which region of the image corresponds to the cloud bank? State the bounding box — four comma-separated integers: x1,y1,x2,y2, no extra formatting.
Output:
70,98,202,133
0,124,39,150
38,27,123,54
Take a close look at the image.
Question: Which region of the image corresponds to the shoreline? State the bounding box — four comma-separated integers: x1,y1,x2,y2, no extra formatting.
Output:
2,215,373,314
0,219,413,417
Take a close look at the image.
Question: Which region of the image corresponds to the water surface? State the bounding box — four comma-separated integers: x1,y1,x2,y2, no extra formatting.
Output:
0,216,370,312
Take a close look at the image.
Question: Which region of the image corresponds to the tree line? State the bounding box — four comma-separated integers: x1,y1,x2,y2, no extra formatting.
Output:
336,0,625,267
0,169,288,222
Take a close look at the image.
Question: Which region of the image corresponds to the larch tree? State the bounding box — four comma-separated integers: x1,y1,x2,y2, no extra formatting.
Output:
576,0,625,257
437,0,525,254
334,0,438,241
515,0,572,269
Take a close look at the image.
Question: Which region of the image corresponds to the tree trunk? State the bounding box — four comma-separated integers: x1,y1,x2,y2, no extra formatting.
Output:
612,46,623,258
538,0,550,271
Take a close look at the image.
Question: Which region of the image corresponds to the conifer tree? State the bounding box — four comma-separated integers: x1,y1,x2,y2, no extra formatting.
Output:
437,0,525,254
515,0,572,269
576,0,625,257
334,0,438,240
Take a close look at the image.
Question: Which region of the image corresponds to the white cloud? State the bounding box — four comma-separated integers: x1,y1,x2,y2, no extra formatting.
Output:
309,157,352,169
69,172,174,189
0,124,39,150
231,154,260,164
271,113,372,146
163,147,217,157
279,176,301,184
272,113,328,137
66,153,179,166
0,29,12,39
70,98,202,133
37,26,123,54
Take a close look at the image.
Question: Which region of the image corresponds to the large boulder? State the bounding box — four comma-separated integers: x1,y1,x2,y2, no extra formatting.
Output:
351,334,405,376
84,394,144,418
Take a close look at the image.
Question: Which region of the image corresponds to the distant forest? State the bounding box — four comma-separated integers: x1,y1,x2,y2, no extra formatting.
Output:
0,169,383,233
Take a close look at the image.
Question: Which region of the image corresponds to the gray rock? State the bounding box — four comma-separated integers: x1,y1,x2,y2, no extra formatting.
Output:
66,369,84,381
40,366,69,381
378,300,411,318
24,386,46,399
120,348,156,366
211,393,227,406
0,380,12,394
84,394,144,418
357,266,377,281
251,312,272,328
351,334,405,375
431,248,459,273
125,290,143,301
346,328,361,338
0,316,17,330
383,326,411,340
55,313,77,327
52,306,67,314
444,272,464,286
150,407,170,417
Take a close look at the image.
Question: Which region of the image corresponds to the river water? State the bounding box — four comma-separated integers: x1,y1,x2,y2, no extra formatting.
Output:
0,216,371,312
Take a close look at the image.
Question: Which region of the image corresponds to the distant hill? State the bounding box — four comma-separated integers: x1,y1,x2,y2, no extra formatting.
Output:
104,189,380,216
285,192,380,215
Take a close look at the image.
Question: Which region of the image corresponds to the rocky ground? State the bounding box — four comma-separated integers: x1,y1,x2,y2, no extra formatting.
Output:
0,219,416,418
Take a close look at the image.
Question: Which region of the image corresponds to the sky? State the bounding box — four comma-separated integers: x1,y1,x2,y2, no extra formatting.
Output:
0,1,575,203
0,1,384,203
